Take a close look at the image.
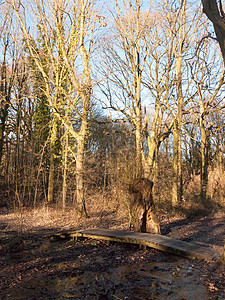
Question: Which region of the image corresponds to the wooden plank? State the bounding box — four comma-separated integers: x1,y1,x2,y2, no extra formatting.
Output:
51,228,219,262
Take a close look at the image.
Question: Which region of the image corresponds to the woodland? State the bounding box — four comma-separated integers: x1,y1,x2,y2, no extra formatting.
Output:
1,0,225,298
0,0,225,217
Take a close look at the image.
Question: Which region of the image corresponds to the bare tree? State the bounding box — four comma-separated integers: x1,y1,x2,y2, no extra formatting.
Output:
0,5,19,168
10,0,102,216
100,0,174,182
99,0,152,178
189,34,224,202
161,0,203,206
142,4,176,182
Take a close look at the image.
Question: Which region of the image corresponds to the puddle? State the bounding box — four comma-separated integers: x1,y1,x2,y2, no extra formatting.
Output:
111,262,207,300
8,260,208,300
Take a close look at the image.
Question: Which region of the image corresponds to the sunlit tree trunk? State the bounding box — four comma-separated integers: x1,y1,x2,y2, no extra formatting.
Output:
47,150,54,204
75,96,89,217
134,1,143,178
172,120,182,206
165,0,187,206
199,104,209,203
62,130,68,211
172,60,183,206
135,48,143,178
144,140,159,181
15,98,22,207
47,114,59,204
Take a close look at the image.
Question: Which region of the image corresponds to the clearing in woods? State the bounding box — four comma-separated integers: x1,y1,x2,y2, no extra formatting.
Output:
0,208,225,299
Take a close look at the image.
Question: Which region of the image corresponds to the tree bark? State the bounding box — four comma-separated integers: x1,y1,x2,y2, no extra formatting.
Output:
171,1,185,206
0,45,13,166
135,90,143,178
47,146,54,204
76,115,88,217
199,112,209,203
62,131,68,211
201,0,225,263
172,122,182,206
172,62,183,206
202,0,225,64
144,141,159,181
47,114,59,204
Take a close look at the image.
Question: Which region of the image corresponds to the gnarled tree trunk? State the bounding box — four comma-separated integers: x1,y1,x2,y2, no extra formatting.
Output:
202,0,225,64
128,178,161,234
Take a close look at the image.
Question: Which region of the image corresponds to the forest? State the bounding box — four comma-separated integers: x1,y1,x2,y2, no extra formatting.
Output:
0,0,225,219
1,0,225,299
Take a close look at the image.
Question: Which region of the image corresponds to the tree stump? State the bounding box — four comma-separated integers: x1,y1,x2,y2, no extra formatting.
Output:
128,178,161,234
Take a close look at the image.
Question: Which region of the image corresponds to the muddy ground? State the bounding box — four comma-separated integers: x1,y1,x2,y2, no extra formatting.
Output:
0,209,225,299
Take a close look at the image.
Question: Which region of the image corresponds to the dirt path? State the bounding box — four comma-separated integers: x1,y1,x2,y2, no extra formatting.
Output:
0,209,225,299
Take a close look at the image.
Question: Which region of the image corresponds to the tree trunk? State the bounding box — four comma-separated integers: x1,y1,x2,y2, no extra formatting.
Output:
202,0,225,64
47,150,54,204
0,115,7,166
76,136,87,217
199,114,209,203
172,121,182,206
75,97,89,218
135,104,143,178
166,0,186,207
62,131,68,211
134,11,143,179
201,0,225,262
172,56,183,206
144,141,159,182
47,115,58,204
218,138,223,171
0,54,11,166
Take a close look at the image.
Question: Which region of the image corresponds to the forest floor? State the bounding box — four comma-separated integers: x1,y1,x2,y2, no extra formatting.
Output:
0,206,225,299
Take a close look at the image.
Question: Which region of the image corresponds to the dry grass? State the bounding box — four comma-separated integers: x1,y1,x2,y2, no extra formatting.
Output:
0,191,130,235
208,168,225,205
0,206,78,233
181,168,225,210
1,167,225,235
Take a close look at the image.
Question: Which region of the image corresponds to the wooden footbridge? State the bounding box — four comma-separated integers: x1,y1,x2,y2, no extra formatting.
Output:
51,228,219,262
